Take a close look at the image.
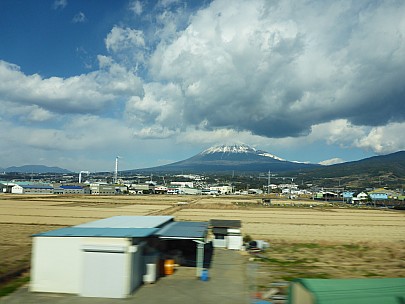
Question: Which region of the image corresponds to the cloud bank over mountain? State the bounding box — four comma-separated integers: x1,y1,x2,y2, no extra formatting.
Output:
0,0,404,170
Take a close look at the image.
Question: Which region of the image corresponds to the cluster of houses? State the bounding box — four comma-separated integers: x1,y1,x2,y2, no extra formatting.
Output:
0,181,234,196
316,188,405,204
1,181,403,204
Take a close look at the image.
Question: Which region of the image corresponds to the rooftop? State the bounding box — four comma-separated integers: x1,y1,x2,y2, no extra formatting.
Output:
75,215,174,229
157,221,208,240
19,185,53,189
59,185,83,189
295,278,405,304
33,227,159,238
210,219,242,228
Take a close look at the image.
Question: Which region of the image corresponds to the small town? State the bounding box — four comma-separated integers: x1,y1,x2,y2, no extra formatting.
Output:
1,171,404,208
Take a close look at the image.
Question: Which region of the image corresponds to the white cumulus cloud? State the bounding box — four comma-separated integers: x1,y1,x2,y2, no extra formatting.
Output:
0,59,143,115
53,0,67,10
105,26,145,53
131,0,405,141
72,12,87,23
129,0,143,15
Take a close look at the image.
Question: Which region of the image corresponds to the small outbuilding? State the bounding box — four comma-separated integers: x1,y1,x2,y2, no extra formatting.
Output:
30,216,210,298
157,221,210,276
288,278,405,304
210,219,242,250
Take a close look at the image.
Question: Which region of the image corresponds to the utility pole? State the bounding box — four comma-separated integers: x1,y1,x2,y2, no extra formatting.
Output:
267,170,271,194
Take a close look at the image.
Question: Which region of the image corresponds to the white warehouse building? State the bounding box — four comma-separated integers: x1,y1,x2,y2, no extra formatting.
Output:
11,184,53,194
209,185,233,194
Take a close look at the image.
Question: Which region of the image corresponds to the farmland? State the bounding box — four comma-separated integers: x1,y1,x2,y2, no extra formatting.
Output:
1,194,405,292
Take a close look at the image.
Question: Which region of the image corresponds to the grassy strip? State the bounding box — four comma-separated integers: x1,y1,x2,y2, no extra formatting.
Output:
0,276,30,298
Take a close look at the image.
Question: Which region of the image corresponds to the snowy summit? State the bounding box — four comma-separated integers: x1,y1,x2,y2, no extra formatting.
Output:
200,144,285,161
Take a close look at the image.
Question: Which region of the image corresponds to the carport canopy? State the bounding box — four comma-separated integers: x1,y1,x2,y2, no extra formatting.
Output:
156,221,208,240
156,221,209,277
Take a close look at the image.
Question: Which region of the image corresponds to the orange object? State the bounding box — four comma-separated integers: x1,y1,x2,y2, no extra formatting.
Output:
164,259,175,275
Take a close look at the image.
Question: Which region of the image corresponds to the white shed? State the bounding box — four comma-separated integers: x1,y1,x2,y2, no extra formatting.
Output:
11,185,24,194
210,219,243,250
30,216,173,298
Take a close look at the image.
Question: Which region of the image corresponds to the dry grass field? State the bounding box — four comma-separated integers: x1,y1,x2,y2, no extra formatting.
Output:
176,206,405,243
1,193,405,293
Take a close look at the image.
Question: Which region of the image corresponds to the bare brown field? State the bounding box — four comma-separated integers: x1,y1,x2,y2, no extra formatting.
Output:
1,194,405,289
176,207,405,243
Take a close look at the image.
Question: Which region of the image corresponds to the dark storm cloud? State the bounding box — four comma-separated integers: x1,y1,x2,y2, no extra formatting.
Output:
133,0,405,138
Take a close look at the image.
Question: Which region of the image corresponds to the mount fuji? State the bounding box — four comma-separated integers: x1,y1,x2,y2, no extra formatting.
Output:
134,144,320,173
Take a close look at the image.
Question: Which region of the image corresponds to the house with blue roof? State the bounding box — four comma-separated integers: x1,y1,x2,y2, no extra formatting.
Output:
342,191,355,203
369,192,389,201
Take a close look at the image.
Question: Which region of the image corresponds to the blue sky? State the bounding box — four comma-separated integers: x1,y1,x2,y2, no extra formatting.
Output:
0,0,404,172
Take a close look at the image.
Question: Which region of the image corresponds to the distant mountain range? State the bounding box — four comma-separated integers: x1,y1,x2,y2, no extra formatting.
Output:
132,144,405,179
2,146,404,178
1,165,72,174
298,150,405,178
133,144,321,173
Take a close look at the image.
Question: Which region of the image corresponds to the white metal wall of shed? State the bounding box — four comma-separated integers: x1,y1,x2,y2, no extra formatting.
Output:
227,235,243,250
81,238,145,298
213,239,227,248
80,238,144,298
80,249,129,298
31,236,138,297
129,241,146,293
30,237,83,294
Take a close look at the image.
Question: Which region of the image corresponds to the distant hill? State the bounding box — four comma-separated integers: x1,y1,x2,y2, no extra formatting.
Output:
300,151,405,178
4,165,72,174
289,150,405,188
131,144,320,173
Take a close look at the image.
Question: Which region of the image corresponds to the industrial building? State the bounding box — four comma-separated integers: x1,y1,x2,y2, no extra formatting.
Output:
30,216,210,298
130,183,155,194
209,185,233,194
89,183,119,195
11,184,53,194
55,185,90,195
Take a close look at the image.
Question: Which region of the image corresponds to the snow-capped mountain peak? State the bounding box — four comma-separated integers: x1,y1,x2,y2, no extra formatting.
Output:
257,152,285,162
200,144,285,161
201,144,256,154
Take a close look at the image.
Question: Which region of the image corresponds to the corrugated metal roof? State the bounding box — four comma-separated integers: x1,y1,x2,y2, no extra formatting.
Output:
60,185,83,189
157,221,208,239
294,278,405,304
20,185,53,189
33,227,159,238
32,216,207,240
209,219,241,228
75,215,174,229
